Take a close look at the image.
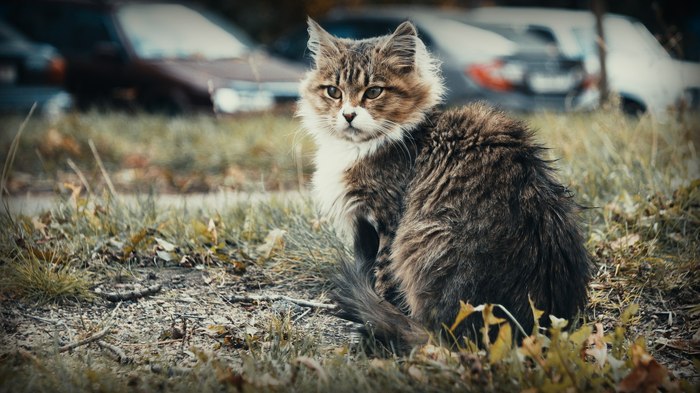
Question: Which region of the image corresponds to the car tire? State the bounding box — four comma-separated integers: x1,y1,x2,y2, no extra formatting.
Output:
621,97,646,116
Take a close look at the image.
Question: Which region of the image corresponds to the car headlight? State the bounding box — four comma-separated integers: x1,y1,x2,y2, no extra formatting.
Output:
212,88,241,113
212,87,274,114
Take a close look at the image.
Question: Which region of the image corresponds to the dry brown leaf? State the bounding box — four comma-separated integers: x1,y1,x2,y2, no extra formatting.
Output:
407,365,427,383
610,233,640,251
617,344,671,393
585,323,607,368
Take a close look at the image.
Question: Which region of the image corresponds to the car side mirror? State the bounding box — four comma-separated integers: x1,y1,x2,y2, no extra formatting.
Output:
93,41,122,62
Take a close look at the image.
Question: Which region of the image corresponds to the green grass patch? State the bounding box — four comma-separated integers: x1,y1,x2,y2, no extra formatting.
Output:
0,108,698,391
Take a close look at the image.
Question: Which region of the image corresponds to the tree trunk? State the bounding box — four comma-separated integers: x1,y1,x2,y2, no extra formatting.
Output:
592,0,609,106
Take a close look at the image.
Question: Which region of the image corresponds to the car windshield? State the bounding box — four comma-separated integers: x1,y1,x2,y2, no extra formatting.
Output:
117,3,250,60
422,18,516,60
571,17,669,60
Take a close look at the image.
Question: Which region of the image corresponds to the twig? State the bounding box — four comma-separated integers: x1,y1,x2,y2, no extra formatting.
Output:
59,324,113,353
228,293,336,310
97,340,131,364
150,364,192,376
95,283,162,302
66,158,92,195
293,307,312,323
25,314,59,324
120,339,183,347
88,139,117,198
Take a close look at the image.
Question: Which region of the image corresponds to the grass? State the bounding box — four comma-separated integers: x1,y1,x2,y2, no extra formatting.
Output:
0,107,698,392
0,109,313,193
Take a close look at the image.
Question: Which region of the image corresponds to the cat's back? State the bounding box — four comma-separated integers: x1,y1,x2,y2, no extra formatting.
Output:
410,102,546,212
424,102,534,154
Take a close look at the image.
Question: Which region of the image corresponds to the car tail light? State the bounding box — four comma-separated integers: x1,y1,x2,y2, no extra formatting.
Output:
47,56,66,85
466,60,523,92
581,73,598,90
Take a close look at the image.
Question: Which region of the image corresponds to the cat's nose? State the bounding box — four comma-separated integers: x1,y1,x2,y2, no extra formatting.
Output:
343,112,357,123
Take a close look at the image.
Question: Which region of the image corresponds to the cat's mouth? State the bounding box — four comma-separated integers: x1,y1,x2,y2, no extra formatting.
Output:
340,125,373,143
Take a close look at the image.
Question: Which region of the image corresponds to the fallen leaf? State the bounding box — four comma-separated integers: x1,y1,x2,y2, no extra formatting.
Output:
549,315,569,330
610,234,640,251
154,237,176,252
586,323,607,368
207,218,218,246
294,356,328,383
618,344,670,393
489,323,512,364
256,228,286,259
156,250,174,262
450,301,478,332
407,365,427,383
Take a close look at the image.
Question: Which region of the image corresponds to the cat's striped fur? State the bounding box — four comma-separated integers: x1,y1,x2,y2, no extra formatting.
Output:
297,18,591,350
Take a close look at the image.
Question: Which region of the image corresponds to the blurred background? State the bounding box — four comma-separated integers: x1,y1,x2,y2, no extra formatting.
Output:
0,0,698,197
0,0,698,117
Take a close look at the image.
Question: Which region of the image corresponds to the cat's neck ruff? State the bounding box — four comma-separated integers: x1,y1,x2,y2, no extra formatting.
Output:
309,123,407,240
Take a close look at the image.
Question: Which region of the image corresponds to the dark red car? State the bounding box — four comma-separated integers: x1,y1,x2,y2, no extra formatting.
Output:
1,0,304,114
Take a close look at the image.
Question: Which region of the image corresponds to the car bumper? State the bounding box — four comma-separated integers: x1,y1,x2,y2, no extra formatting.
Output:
475,88,600,113
0,86,73,116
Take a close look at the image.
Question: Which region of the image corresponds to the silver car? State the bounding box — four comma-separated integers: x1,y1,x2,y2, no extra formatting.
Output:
461,6,700,115
271,7,597,112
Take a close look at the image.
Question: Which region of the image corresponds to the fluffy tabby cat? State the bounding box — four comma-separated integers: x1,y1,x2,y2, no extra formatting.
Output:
297,18,591,349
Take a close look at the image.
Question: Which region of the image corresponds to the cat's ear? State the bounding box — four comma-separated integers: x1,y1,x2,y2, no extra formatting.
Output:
307,17,340,67
381,21,418,73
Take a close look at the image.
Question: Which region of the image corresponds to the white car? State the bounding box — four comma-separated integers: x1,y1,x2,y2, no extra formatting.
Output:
462,7,700,116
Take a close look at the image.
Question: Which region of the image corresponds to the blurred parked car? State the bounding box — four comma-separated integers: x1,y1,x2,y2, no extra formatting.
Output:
459,7,700,115
271,7,597,112
0,0,304,114
0,21,73,116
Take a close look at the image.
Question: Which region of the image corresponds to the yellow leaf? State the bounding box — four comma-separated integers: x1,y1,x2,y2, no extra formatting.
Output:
519,335,545,366
482,304,506,325
529,296,545,331
620,303,639,324
548,315,568,330
568,325,592,347
449,301,477,332
489,323,512,364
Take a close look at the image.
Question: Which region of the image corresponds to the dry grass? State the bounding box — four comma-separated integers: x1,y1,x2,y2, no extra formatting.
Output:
0,108,698,392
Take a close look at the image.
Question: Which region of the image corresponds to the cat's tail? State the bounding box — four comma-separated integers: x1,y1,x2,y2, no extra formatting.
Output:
331,254,428,352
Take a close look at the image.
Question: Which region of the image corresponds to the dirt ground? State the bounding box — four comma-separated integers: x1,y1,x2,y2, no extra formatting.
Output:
0,263,352,376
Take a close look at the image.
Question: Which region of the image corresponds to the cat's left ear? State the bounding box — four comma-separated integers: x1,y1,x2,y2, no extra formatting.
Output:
307,17,340,67
381,21,418,73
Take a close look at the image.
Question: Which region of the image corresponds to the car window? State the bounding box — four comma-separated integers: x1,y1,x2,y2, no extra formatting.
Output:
422,19,516,60
117,3,249,60
0,3,118,56
571,17,669,60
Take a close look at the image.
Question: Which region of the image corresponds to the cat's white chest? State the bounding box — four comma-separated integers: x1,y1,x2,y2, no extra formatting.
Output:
311,137,361,240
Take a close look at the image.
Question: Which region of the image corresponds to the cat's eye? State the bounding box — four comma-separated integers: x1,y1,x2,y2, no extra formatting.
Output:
364,87,384,99
326,86,342,99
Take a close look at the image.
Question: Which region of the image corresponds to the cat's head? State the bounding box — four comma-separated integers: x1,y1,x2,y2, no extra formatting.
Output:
297,18,444,146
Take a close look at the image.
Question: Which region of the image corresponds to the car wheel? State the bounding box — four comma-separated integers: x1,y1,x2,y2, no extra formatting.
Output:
621,97,646,116
144,89,192,115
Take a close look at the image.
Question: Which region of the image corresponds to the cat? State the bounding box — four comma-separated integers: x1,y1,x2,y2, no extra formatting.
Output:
297,18,592,350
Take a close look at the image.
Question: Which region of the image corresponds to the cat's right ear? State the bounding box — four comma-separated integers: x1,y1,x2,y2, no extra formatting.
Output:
307,17,340,67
